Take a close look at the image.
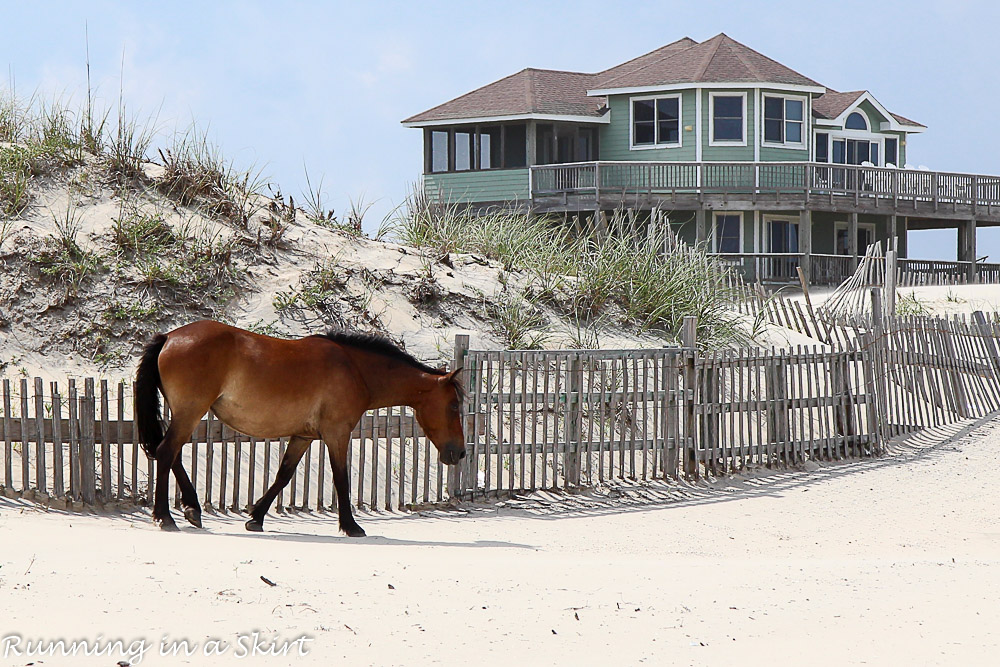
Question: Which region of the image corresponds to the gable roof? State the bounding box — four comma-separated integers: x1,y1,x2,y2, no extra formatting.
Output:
401,68,604,125
589,33,823,93
813,89,926,129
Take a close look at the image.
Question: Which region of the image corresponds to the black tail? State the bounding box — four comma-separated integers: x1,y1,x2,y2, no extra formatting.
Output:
135,333,168,459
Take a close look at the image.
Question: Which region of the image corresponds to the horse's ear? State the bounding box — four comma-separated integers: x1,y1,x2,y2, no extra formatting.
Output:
443,367,463,381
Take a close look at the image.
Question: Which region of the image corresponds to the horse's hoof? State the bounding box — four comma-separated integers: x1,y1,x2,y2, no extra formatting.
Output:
157,520,180,532
183,507,203,529
245,519,264,532
343,525,366,538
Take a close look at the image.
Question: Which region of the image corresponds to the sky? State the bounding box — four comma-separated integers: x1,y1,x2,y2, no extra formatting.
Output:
2,0,999,260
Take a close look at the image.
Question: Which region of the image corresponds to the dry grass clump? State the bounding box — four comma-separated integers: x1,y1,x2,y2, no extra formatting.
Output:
156,127,266,228
29,204,104,296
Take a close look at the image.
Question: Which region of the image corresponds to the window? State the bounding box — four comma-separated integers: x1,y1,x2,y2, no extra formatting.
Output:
815,132,829,162
454,130,473,171
427,124,527,173
430,130,449,173
714,214,742,253
710,93,745,144
885,137,898,167
503,124,527,168
845,112,868,130
768,218,798,253
631,95,681,148
479,126,501,169
577,128,596,162
763,95,805,145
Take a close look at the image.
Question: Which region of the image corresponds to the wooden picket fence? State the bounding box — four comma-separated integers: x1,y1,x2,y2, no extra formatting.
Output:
2,311,1000,513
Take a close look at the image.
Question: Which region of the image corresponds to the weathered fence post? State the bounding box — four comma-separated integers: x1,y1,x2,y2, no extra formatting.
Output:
764,351,788,466
2,379,11,491
831,348,856,458
859,332,880,455
681,316,698,478
565,354,583,486
79,379,97,505
33,377,46,494
885,249,898,317
448,334,470,500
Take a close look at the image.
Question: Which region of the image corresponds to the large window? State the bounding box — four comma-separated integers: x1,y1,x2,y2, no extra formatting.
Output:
714,214,742,253
763,95,804,145
631,95,681,148
710,93,745,145
426,124,527,172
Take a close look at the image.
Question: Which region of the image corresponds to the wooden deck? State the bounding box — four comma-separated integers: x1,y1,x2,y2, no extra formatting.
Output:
530,161,1000,224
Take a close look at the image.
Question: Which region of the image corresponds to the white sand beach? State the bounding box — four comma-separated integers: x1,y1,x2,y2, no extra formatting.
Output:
1,414,998,666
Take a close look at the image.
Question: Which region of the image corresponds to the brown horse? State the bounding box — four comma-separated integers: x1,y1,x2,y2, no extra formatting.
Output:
134,320,465,535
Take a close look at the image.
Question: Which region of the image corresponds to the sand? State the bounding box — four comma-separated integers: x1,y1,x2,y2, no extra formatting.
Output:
1,414,998,666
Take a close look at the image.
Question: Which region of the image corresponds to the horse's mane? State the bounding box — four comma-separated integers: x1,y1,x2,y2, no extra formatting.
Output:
314,330,466,401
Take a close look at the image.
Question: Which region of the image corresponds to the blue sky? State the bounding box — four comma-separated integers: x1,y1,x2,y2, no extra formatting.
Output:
3,0,999,260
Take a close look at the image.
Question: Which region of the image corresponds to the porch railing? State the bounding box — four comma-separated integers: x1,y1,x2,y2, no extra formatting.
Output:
530,161,1000,210
709,252,858,286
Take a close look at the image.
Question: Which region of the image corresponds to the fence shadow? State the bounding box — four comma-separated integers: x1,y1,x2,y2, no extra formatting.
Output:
463,411,1000,522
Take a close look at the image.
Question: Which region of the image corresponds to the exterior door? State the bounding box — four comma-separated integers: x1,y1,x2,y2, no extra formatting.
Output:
767,218,799,280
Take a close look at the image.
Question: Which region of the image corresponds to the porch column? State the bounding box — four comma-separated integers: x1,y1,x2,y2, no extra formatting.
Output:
897,216,908,258
958,218,977,281
799,209,812,285
696,208,708,246
526,121,537,166
848,212,859,267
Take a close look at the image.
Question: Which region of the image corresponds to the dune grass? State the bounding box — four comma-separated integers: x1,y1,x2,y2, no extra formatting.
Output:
386,194,747,349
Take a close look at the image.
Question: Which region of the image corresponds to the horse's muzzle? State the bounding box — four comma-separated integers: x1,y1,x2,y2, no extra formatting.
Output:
440,446,467,465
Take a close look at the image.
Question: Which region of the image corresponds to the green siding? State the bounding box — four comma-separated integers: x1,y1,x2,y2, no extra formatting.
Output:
423,169,529,204
856,100,888,131
599,91,697,161
701,89,755,161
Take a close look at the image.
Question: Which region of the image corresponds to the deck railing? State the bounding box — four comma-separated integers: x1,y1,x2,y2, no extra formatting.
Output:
709,252,858,286
530,160,1000,210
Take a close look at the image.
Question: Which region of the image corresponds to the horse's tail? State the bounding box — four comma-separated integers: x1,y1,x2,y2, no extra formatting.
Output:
135,333,168,459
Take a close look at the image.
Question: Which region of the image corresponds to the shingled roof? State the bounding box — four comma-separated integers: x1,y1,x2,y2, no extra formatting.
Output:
591,33,823,91
401,68,604,125
403,34,923,131
813,89,925,128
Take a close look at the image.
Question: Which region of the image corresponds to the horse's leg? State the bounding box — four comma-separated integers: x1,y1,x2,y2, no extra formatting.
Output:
245,435,312,532
152,412,201,531
171,460,202,528
325,429,365,537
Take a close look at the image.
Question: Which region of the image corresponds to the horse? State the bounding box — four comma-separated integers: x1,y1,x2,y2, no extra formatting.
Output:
133,320,466,535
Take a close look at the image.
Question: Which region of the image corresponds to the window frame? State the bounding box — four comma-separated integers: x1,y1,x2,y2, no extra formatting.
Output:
761,93,807,148
629,93,683,150
845,112,869,131
712,212,744,254
424,124,530,174
708,91,747,147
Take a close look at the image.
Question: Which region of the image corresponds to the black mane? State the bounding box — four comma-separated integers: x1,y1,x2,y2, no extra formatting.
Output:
313,329,446,376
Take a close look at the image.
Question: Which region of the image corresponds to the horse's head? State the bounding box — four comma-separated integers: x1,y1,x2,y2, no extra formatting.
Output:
413,368,466,465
